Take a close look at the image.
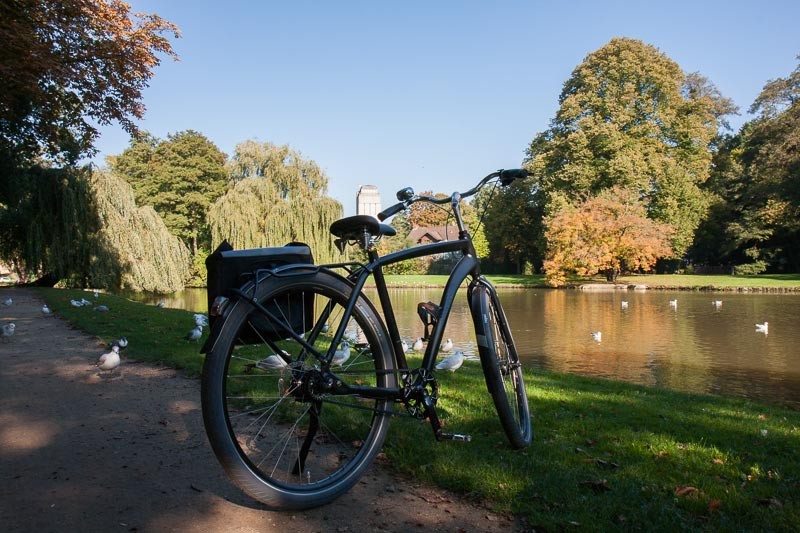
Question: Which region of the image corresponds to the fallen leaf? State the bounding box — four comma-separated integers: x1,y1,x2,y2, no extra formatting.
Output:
675,486,698,497
656,451,669,460
756,497,782,508
758,414,767,420
708,499,722,514
712,458,725,465
578,479,611,493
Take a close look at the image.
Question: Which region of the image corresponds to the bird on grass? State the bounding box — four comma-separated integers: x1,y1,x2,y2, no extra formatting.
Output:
591,331,602,342
401,339,409,352
440,338,454,352
93,291,99,298
256,354,290,371
94,305,109,312
156,301,165,308
111,337,128,350
412,338,424,352
97,345,120,373
70,299,84,307
193,313,209,327
1,322,15,341
435,350,465,372
321,323,331,333
186,325,203,342
331,341,351,366
42,304,52,316
755,322,769,334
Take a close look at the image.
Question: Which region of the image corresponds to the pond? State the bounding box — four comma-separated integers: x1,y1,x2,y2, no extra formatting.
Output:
122,286,800,409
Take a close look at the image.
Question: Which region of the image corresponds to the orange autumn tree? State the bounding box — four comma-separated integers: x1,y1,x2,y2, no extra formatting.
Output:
543,187,675,286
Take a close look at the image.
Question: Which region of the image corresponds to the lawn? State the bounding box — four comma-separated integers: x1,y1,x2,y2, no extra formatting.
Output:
37,287,800,530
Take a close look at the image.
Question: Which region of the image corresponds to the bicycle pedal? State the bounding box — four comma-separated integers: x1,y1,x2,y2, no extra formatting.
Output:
440,433,472,442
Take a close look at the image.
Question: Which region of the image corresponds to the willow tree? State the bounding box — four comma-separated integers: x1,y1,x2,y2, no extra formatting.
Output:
527,38,736,258
209,141,342,263
89,170,190,292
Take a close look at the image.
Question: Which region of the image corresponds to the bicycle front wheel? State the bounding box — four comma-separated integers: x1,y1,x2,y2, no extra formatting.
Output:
202,270,396,509
470,283,532,449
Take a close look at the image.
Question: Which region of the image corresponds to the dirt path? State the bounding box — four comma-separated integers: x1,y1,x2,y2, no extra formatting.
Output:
0,288,520,532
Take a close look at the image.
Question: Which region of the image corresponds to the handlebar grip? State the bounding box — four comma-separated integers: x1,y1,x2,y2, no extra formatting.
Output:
499,168,529,186
378,202,405,221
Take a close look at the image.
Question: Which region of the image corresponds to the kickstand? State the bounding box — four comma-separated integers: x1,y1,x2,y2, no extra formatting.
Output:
292,401,321,476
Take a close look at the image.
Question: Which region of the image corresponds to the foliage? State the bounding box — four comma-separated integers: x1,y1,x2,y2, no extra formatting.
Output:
527,38,735,258
479,179,545,273
208,141,343,264
543,187,674,286
406,191,451,228
0,166,97,283
0,0,178,166
693,56,800,272
88,169,190,292
109,130,228,254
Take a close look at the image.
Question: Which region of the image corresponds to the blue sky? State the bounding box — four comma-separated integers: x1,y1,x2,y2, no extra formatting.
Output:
93,1,800,215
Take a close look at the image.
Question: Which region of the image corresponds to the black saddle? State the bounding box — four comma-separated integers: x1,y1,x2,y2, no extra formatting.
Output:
330,215,397,240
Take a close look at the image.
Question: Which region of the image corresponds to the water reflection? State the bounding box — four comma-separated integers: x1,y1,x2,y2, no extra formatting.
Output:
122,286,800,408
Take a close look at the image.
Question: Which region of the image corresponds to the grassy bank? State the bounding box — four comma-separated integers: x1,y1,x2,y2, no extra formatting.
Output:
37,288,799,530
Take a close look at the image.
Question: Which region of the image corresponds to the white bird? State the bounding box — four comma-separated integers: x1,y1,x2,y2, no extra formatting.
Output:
591,331,602,342
193,313,209,327
401,339,409,352
93,291,99,298
156,301,165,308
669,299,678,309
70,299,83,307
1,322,15,341
755,322,769,334
94,305,109,312
186,325,203,342
2,297,12,306
435,350,465,372
97,345,120,372
712,300,722,308
321,323,331,333
42,304,52,315
440,338,454,352
621,301,628,310
80,298,91,306
256,354,289,371
412,338,424,352
331,341,351,366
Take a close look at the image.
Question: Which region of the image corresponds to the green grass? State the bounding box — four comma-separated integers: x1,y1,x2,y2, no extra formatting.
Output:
37,287,800,530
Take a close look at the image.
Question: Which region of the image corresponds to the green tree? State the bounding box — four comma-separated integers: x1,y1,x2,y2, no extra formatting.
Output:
527,38,735,258
110,130,228,255
543,187,674,286
208,141,343,264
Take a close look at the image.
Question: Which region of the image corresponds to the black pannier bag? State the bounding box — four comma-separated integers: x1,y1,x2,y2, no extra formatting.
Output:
205,240,315,344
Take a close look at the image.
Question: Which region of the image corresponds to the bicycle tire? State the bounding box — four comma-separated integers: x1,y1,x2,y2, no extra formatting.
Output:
470,283,532,449
201,269,396,510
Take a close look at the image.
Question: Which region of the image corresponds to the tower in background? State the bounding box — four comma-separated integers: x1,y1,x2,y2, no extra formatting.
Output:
356,185,381,218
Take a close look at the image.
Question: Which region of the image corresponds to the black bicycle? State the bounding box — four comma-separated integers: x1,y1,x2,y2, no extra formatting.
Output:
201,169,532,510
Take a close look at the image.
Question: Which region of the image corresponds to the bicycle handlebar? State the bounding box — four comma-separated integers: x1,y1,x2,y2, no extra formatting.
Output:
377,168,529,221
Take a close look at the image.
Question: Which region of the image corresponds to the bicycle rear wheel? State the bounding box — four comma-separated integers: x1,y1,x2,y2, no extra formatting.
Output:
202,270,396,509
470,283,531,448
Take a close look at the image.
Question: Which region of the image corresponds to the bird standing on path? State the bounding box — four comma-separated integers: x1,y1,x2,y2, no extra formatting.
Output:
42,304,52,316
591,331,602,342
186,325,203,342
621,301,628,310
756,322,769,334
435,350,465,372
111,337,128,350
1,322,15,341
2,297,12,306
440,338,454,352
97,345,121,372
